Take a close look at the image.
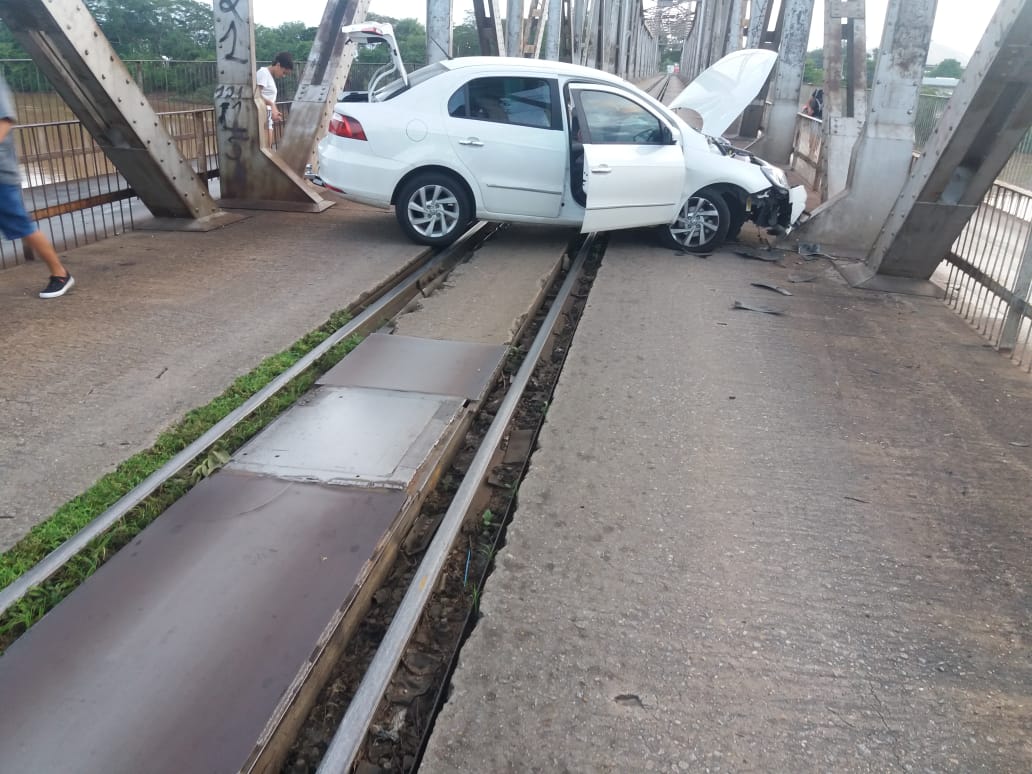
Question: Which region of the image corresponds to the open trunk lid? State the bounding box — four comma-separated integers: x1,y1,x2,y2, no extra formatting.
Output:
341,22,408,102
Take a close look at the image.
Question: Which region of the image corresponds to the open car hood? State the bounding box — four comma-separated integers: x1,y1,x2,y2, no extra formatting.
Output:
668,48,777,136
341,22,408,98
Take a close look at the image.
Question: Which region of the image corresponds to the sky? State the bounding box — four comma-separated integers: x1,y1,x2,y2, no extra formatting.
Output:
249,0,998,63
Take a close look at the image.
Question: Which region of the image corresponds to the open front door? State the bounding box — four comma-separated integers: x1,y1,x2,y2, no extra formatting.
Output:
570,85,685,233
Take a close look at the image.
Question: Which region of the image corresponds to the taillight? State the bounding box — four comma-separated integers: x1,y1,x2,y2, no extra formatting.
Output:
328,113,367,141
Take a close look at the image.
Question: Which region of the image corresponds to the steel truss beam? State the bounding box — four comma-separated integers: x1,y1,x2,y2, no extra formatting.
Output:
1,0,231,228
849,0,1032,288
279,0,373,174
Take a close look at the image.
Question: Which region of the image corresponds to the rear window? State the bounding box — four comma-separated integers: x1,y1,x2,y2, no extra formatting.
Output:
377,61,447,100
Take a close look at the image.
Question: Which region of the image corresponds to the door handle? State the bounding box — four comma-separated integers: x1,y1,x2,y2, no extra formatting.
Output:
458,138,484,147
590,164,612,174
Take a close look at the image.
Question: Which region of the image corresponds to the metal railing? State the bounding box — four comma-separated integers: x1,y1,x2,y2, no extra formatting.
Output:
788,92,1032,374
0,59,396,270
791,113,823,190
939,181,1032,372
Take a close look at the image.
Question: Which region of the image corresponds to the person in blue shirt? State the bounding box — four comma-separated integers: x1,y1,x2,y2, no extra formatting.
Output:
0,72,74,298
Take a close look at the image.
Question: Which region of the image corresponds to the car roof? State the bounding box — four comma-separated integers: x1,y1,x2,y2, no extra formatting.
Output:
439,56,629,86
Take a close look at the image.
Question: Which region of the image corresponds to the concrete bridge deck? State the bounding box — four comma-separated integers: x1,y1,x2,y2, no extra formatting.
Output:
0,195,1030,771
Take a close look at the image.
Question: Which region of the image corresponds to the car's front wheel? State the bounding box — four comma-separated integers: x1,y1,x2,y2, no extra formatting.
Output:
659,187,730,253
395,173,473,247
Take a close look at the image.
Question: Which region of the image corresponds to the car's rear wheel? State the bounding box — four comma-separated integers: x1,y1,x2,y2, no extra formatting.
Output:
395,173,473,247
659,187,730,253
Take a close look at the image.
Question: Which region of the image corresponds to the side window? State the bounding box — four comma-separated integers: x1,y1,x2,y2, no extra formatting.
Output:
448,87,469,118
575,90,665,145
453,77,558,129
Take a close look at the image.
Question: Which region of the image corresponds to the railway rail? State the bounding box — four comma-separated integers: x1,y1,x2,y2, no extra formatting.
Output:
0,220,604,774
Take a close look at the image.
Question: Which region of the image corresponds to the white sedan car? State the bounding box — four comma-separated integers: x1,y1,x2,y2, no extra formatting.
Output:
316,23,806,252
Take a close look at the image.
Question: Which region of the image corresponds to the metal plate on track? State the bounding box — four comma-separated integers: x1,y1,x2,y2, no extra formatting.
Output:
228,386,465,487
318,332,507,400
0,472,406,774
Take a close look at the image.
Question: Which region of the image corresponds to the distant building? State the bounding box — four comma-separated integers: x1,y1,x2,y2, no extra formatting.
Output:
922,76,959,95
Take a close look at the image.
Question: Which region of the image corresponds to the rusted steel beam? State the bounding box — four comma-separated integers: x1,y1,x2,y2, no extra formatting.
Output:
0,0,229,227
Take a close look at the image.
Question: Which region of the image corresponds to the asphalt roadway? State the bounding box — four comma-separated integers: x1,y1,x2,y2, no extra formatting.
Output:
2,195,1031,769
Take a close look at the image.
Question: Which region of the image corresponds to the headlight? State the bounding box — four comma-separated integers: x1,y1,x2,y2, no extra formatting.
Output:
761,164,789,190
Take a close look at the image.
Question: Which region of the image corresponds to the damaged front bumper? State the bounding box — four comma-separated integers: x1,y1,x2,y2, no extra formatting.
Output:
749,184,808,235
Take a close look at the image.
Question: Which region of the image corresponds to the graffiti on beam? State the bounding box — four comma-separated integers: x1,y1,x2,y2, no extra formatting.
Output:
216,0,250,64
215,85,250,160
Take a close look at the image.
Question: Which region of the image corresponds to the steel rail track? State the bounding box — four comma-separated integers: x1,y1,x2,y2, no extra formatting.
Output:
315,233,595,774
0,222,494,620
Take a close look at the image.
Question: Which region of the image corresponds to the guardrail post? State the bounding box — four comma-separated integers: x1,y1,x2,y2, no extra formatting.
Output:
999,228,1032,352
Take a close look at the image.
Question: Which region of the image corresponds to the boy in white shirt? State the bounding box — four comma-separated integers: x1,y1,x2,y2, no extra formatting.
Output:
256,52,294,146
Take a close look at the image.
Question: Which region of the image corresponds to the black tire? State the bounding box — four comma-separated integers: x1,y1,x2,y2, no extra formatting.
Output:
395,172,473,247
658,187,731,253
726,206,747,242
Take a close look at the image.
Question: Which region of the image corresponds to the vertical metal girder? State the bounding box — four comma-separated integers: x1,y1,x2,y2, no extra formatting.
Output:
428,0,454,63
581,0,602,68
213,0,329,211
851,0,1032,285
524,0,547,56
506,0,525,57
543,0,564,60
818,0,867,200
999,232,1032,352
0,0,227,225
603,0,621,71
713,0,737,60
472,0,505,56
278,0,371,175
563,0,575,62
738,0,791,138
746,0,774,48
616,0,631,76
724,0,745,55
694,0,718,76
680,3,703,77
573,0,588,64
796,0,936,252
749,0,815,159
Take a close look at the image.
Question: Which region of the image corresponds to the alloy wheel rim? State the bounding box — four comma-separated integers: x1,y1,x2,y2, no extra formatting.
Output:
408,185,461,238
670,196,720,247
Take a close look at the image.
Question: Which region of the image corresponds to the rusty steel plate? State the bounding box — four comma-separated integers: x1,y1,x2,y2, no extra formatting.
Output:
227,386,465,487
0,472,406,774
318,333,507,401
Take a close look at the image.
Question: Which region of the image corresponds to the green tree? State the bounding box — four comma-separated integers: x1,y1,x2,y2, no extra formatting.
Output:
803,48,823,85
86,0,214,59
255,22,315,65
452,12,480,57
929,58,963,78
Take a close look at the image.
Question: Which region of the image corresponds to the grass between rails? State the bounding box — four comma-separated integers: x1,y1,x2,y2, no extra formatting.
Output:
0,308,364,653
